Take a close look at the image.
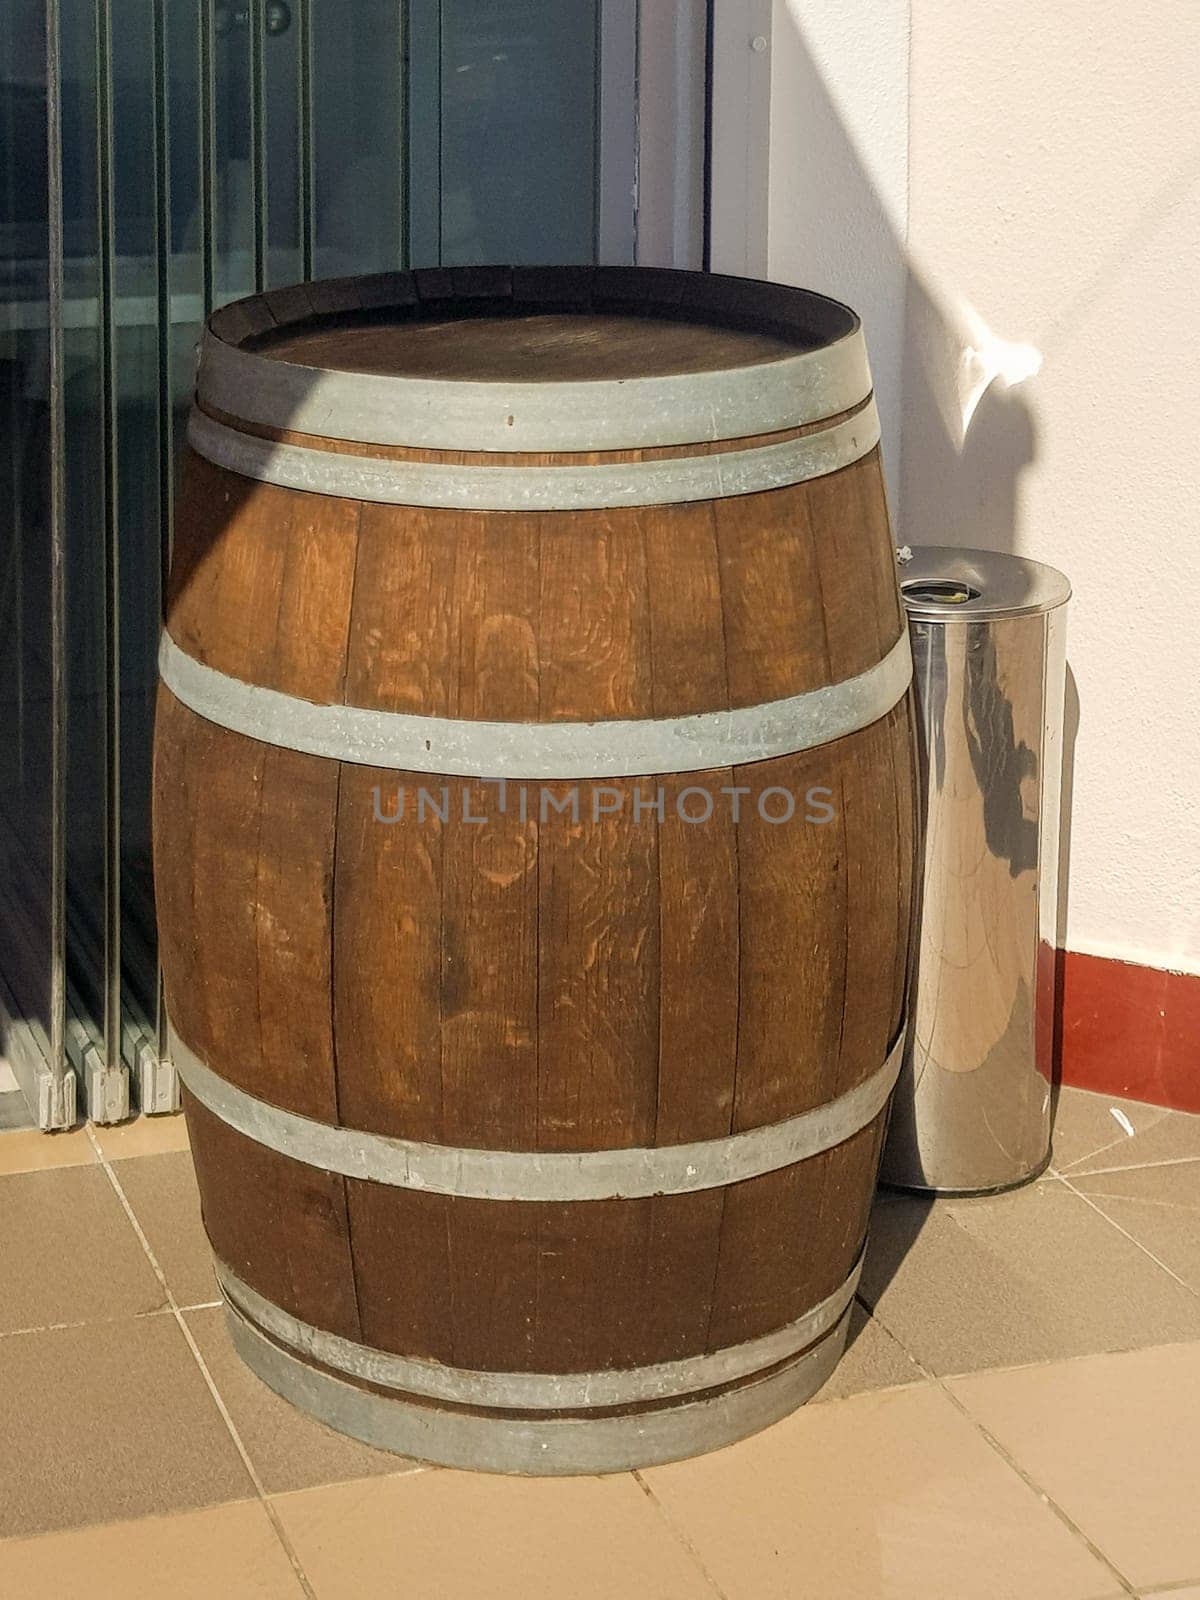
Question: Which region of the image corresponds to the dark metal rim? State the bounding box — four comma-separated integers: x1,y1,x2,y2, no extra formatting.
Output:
185,395,881,511
216,1251,864,1410
157,629,912,781
211,264,862,354
198,266,873,453
170,1025,905,1202
225,1299,852,1474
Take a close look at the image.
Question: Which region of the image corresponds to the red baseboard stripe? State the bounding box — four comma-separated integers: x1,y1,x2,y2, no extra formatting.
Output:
1058,950,1200,1113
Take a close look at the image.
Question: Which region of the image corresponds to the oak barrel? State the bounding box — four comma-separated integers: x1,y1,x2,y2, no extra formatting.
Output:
154,265,918,1474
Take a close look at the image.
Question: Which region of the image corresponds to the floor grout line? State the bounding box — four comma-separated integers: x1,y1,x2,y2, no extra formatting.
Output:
854,1300,1142,1598
1057,1172,1200,1299
631,1470,733,1600
0,1304,180,1342
935,1381,1140,1598
1047,1113,1174,1174
1060,1154,1200,1180
84,1127,320,1600
870,1169,1200,1317
15,1121,1187,1593
1063,1192,1200,1215
852,1237,1157,1598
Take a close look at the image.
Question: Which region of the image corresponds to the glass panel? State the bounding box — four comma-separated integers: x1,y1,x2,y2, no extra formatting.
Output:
114,0,164,1021
7,0,626,1120
437,0,599,266
0,0,59,1091
311,0,405,275
262,0,300,285
213,0,255,302
59,0,110,1042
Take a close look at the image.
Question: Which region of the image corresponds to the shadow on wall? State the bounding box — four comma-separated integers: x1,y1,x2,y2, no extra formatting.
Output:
766,15,1078,963
767,7,1041,545
767,12,1079,1292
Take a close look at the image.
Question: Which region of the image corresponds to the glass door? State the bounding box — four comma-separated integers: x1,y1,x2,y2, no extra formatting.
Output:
0,0,73,1128
408,0,611,266
2,0,685,1127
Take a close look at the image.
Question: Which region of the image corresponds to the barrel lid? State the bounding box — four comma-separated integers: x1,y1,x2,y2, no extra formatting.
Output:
899,546,1071,622
197,265,874,453
252,313,801,383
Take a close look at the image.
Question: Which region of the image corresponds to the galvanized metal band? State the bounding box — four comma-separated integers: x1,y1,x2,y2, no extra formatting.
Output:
225,1298,851,1474
157,630,912,780
216,1252,862,1411
197,323,873,453
169,1026,904,1202
186,399,881,512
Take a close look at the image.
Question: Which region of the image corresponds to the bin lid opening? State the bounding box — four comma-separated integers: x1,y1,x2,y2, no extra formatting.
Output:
902,579,982,606
898,547,1071,621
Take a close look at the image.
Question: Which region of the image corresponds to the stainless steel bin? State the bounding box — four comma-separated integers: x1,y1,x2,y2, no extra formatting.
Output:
881,547,1071,1194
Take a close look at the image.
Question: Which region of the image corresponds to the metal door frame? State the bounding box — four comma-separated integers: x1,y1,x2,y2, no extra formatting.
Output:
706,0,772,277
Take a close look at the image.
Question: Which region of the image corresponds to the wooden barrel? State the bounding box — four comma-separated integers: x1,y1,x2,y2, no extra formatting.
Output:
154,264,917,1474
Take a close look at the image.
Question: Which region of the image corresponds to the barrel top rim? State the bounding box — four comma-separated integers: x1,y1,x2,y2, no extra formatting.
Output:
198,267,874,451
208,265,863,386
901,545,1072,621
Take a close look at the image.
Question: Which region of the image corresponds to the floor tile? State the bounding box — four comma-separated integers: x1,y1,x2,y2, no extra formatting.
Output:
811,1300,926,1402
0,1164,166,1333
113,1150,218,1307
642,1382,1114,1600
93,1112,190,1163
1070,1162,1200,1293
951,1341,1200,1591
1050,1085,1171,1173
859,1178,1200,1376
0,1087,35,1131
186,1305,408,1494
0,1314,255,1538
273,1469,719,1599
1065,1110,1200,1176
0,1500,305,1598
0,1124,97,1177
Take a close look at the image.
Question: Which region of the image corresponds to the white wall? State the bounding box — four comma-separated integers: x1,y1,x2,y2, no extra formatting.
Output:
760,0,1200,974
765,0,910,492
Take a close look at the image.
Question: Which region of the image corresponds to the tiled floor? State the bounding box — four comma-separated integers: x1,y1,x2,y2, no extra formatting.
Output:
1,1086,1199,1598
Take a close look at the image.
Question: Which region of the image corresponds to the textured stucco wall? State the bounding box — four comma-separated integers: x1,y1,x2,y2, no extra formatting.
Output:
767,0,1200,972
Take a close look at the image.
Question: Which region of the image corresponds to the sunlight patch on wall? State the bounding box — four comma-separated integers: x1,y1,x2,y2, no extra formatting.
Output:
957,303,1043,442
